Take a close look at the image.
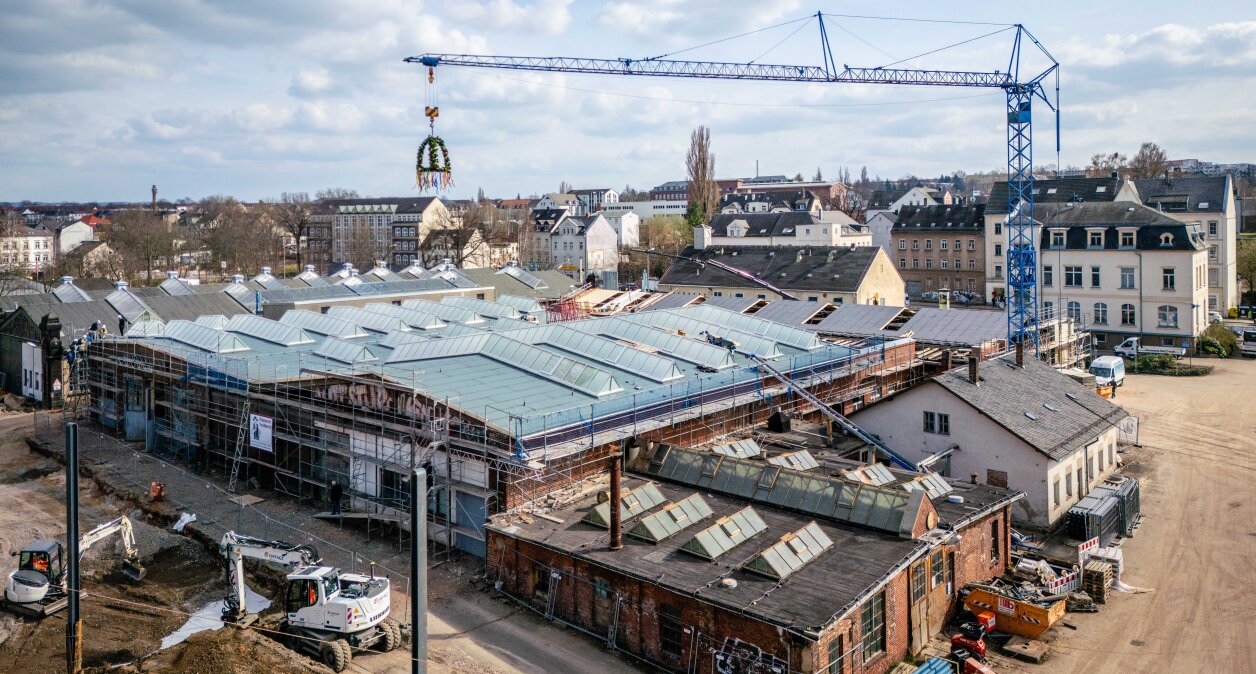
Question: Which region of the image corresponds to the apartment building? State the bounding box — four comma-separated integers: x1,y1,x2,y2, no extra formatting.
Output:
1135,175,1238,311
0,223,55,274
1036,202,1209,350
890,204,986,300
549,213,619,283
571,188,619,214
700,212,873,249
326,196,446,268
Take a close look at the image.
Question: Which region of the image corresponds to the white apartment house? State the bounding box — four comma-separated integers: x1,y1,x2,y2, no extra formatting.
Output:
1036,202,1210,351
1135,175,1238,312
570,188,619,215
701,212,873,249
549,213,619,283
0,224,55,274
536,193,579,212
852,357,1128,529
328,196,446,268
601,211,640,248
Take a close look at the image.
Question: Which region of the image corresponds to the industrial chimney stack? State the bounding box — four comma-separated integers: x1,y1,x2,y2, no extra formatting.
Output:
609,454,623,551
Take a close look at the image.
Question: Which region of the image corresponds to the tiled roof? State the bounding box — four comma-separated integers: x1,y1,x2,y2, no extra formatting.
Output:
1134,176,1229,213
707,212,818,237
659,246,882,294
1038,202,1204,251
987,177,1124,214
893,204,985,231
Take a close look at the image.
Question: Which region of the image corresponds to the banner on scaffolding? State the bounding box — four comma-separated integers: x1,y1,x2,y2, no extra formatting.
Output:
249,414,273,452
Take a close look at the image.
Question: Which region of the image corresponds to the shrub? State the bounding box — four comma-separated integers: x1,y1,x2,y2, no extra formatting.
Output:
1135,353,1177,371
1198,336,1228,357
1203,323,1238,355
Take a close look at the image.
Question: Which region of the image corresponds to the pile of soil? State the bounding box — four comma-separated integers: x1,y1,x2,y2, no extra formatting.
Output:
94,627,332,674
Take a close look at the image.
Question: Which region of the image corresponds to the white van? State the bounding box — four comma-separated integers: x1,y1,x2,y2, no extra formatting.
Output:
1089,356,1126,387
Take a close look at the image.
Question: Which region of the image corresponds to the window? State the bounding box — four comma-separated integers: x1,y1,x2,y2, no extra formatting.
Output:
968,259,976,270
912,259,919,269
924,411,949,435
898,240,907,250
1120,231,1135,248
1209,245,1218,261
1094,302,1108,324
941,259,949,269
910,562,927,604
990,519,1001,564
659,605,683,658
1209,268,1220,287
994,222,1002,235
860,593,886,661
1043,266,1053,286
1042,301,1053,319
940,239,948,251
1209,221,1218,237
930,550,945,588
925,239,933,250
923,411,935,433
1053,479,1061,507
938,414,949,435
1091,266,1101,287
925,258,933,269
912,239,919,250
899,258,906,269
994,243,1003,257
995,265,1002,278
1162,268,1175,290
532,563,551,597
1065,266,1082,287
1089,230,1104,248
1158,305,1179,328
1121,303,1136,326
1068,301,1082,322
1050,231,1065,248
827,635,846,674
1160,233,1174,246
1120,267,1136,289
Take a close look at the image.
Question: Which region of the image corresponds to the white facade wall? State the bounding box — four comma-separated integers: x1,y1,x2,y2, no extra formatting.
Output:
58,221,95,254
603,212,640,248
867,211,896,257
549,215,619,280
1153,180,1239,311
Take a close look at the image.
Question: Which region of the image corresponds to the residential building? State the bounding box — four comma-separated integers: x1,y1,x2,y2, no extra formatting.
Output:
488,443,1020,674
983,176,1139,304
0,223,55,274
1036,202,1210,350
701,213,873,249
327,196,446,268
522,207,569,270
536,193,579,212
601,211,640,248
1135,175,1238,311
865,186,957,222
571,188,619,214
650,180,689,202
718,190,821,216
549,213,620,283
660,234,905,306
854,355,1127,529
890,204,986,300
867,211,897,257
305,201,335,270
56,216,106,255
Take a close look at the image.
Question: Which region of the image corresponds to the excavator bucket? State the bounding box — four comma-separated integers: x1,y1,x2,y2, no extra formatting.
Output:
120,560,146,582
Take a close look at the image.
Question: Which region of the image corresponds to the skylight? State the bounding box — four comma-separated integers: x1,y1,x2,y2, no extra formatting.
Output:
626,493,714,543
225,314,316,347
162,320,249,354
582,483,666,528
680,507,767,560
743,522,833,580
767,450,820,471
313,337,378,364
711,439,761,459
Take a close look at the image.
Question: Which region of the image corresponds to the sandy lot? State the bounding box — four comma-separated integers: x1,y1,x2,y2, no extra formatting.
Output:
1041,358,1256,672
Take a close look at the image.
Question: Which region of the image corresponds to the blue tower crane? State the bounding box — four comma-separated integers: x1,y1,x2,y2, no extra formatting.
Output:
406,12,1058,352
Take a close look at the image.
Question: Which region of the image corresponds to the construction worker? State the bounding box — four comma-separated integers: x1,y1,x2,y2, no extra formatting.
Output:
329,479,343,516
32,556,48,573
117,314,127,335
307,582,317,606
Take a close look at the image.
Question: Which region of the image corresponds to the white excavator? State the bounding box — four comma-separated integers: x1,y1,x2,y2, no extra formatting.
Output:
3,515,146,618
219,531,401,672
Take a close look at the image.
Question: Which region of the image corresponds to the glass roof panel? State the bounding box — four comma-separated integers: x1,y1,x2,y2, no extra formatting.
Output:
279,310,369,339
313,336,378,364
225,314,316,346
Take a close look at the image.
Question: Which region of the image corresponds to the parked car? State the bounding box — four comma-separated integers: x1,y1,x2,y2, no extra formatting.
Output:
1208,311,1223,324
1089,356,1126,387
1241,328,1256,358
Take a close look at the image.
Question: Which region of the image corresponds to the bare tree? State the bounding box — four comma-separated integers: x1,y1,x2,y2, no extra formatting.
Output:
557,180,573,195
109,209,177,284
685,126,717,228
270,192,312,269
1128,142,1169,179
201,205,279,276
316,187,359,200
345,222,387,270
1087,152,1128,178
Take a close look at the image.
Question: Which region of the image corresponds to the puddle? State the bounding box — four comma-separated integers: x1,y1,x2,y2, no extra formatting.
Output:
159,584,271,650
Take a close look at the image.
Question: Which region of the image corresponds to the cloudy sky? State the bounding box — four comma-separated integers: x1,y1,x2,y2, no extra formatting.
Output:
3,1,1254,202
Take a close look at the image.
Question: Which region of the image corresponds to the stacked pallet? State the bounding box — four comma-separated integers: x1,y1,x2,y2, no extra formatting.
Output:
1083,561,1113,604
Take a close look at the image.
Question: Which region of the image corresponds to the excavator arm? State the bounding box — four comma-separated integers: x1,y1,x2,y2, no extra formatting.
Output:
219,531,320,623
78,516,145,581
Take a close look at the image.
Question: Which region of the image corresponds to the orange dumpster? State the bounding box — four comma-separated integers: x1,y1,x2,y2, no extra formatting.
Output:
963,587,1065,639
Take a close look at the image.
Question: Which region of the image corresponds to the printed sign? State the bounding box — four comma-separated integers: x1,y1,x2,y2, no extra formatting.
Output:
248,414,273,452
52,379,62,392
997,597,1016,616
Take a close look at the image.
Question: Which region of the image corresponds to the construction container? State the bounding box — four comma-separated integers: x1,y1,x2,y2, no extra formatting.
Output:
1066,487,1123,546
963,588,1066,639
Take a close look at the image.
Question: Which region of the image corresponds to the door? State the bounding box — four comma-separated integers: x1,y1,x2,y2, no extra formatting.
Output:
124,376,146,441
21,342,41,399
908,560,929,653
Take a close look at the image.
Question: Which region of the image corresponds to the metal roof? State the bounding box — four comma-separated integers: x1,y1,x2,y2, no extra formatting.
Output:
195,315,229,329
499,264,546,289
679,506,768,560
161,320,249,354
640,292,703,311
326,306,412,334
52,283,92,304
811,305,903,336
106,289,153,323
752,300,835,326
251,272,286,290
743,522,834,580
504,324,683,383
159,277,195,296
278,310,369,339
225,314,316,347
361,303,448,330
441,296,523,320
894,308,1007,345
618,311,784,360
494,294,544,314
626,493,715,543
399,298,484,325
567,317,736,371
901,473,954,499
840,464,896,487
313,337,378,364
673,305,824,351
124,319,166,337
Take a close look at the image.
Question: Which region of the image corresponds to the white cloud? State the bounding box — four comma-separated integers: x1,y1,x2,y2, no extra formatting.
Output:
289,68,333,97
295,102,366,133
448,0,574,36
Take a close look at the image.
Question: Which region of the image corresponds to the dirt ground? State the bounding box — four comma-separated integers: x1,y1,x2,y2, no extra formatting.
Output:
1038,358,1256,672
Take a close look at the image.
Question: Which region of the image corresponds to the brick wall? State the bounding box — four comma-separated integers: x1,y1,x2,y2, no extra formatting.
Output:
951,507,1011,604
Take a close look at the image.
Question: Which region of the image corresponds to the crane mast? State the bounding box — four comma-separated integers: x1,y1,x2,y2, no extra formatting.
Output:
406,12,1057,352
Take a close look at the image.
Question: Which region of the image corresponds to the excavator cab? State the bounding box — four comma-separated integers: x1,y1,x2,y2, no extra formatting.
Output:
17,541,63,585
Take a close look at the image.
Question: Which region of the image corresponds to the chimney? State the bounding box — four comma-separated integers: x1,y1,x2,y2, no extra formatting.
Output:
260,266,272,276
609,454,623,551
304,264,316,274
166,270,178,280
60,276,73,286
693,224,711,250
1110,171,1118,179
941,349,952,371
151,184,157,212
230,274,245,284
968,345,981,384
114,280,129,290
1016,340,1025,367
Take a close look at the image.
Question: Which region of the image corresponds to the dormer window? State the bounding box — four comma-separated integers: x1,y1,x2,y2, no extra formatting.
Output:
1096,186,1107,193
1088,231,1104,248
1119,231,1135,248
1160,233,1174,246
1050,231,1066,248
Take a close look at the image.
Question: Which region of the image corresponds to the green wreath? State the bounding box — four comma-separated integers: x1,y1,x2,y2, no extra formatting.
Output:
416,135,453,191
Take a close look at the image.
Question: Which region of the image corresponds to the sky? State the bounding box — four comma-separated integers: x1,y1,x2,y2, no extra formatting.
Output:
3,0,1255,203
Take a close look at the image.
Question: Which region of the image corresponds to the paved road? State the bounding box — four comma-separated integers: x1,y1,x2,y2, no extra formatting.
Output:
1042,358,1256,672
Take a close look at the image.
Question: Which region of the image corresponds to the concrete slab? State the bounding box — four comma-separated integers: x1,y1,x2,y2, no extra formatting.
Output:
1003,635,1049,663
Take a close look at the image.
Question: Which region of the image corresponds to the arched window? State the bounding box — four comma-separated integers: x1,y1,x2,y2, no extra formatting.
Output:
1121,303,1136,326
1158,305,1179,328
1160,233,1174,246
1068,301,1082,322
1093,302,1108,325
